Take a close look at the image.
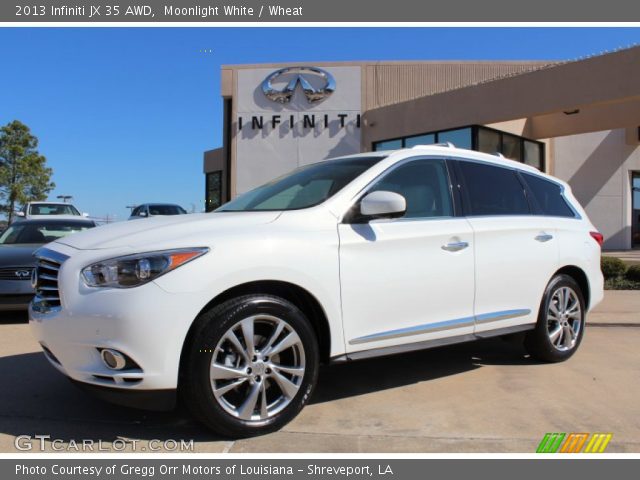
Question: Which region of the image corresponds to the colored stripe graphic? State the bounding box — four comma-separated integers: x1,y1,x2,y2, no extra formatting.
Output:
584,433,613,453
537,433,613,453
536,433,566,453
560,433,589,453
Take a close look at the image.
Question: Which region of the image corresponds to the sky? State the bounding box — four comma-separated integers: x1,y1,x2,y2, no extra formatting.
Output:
0,27,639,221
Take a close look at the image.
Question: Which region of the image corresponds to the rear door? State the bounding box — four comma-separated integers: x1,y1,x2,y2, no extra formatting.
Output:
339,157,476,354
455,160,559,334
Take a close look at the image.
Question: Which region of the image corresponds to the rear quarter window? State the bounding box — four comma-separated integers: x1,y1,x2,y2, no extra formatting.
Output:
521,173,576,218
457,161,529,216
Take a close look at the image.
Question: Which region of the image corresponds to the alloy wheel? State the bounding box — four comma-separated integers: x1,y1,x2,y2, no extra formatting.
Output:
209,314,306,421
546,286,582,352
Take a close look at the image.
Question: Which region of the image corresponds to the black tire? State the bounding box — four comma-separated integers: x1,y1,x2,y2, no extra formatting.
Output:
524,274,586,363
181,294,319,438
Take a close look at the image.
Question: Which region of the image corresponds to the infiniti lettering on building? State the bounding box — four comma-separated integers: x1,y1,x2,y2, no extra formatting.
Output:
235,65,362,194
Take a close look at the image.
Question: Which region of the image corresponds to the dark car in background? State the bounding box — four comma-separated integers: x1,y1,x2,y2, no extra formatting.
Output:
128,203,187,220
0,218,96,311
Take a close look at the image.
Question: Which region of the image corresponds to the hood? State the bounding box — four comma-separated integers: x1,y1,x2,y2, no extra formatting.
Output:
0,244,40,267
54,211,282,250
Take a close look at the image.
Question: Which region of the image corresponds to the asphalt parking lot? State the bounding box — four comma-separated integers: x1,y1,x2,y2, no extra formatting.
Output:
1,291,639,453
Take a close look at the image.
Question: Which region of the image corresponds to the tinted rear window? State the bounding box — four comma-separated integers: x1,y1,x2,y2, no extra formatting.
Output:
458,161,529,216
521,173,576,218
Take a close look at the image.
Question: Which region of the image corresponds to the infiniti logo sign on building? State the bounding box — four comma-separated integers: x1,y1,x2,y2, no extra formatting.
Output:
239,66,360,132
262,66,336,104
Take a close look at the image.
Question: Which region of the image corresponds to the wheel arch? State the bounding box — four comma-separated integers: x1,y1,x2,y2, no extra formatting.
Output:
554,265,591,310
178,280,332,382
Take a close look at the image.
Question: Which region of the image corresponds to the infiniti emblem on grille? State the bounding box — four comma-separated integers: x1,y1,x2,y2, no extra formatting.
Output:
15,269,31,279
30,269,38,289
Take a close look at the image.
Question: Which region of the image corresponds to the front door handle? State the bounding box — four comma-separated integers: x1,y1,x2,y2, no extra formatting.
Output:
535,233,554,243
442,241,469,252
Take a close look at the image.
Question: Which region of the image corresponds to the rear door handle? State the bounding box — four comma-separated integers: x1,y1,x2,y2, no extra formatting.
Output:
442,241,469,252
535,233,554,242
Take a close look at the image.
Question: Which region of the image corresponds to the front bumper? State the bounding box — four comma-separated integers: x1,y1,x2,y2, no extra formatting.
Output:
29,245,210,406
0,278,35,311
70,379,176,411
0,294,33,311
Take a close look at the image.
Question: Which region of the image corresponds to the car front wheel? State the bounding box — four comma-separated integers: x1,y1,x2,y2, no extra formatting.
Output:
182,294,319,438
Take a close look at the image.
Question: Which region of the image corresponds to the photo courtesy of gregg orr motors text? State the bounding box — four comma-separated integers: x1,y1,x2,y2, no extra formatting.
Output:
14,463,387,476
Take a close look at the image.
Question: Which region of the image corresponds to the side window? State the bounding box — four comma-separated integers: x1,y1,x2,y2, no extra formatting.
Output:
521,172,576,218
369,159,453,219
458,161,529,216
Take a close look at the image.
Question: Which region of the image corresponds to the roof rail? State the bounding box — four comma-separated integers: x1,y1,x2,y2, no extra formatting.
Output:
411,142,455,149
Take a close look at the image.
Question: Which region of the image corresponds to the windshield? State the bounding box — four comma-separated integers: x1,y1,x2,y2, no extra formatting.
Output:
28,204,80,216
148,205,187,215
218,156,384,212
0,221,94,245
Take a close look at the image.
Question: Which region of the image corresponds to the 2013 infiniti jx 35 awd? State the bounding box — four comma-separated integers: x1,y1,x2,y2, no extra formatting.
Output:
30,144,604,437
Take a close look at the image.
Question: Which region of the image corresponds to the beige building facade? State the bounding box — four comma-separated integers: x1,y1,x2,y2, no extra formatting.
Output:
205,47,640,250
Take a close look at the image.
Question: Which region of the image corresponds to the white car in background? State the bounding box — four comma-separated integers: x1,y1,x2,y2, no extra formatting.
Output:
29,145,604,437
15,202,87,222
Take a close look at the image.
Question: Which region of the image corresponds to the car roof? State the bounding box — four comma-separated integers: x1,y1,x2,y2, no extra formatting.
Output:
27,201,77,206
386,144,536,170
327,144,542,174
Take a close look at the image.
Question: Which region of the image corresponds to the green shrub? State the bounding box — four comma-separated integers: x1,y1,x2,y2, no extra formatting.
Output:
605,277,640,290
601,256,627,279
625,264,640,282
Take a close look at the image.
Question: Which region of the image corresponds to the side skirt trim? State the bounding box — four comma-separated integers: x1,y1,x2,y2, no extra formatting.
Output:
348,308,531,346
332,323,535,363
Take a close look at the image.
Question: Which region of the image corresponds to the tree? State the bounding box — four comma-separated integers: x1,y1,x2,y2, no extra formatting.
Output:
0,120,55,223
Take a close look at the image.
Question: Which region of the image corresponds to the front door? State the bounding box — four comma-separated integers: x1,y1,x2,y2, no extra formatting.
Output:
338,158,475,354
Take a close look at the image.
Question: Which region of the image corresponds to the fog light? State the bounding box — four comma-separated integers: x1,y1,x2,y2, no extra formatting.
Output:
100,349,127,370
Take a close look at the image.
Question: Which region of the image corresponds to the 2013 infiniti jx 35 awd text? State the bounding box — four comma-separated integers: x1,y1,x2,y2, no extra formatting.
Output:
30,144,604,437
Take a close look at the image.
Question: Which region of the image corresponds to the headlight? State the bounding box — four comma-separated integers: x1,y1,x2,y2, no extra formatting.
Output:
81,248,209,288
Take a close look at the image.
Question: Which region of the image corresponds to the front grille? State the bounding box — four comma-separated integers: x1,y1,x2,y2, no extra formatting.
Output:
32,248,69,312
34,259,61,307
0,267,33,281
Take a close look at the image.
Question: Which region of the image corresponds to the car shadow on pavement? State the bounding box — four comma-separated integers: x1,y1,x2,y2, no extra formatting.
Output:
0,335,535,448
313,335,534,403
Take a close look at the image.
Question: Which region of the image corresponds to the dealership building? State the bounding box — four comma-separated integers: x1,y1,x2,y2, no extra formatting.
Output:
204,46,640,250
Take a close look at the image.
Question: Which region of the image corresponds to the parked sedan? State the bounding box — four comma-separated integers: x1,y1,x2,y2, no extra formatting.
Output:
128,203,187,220
0,218,96,311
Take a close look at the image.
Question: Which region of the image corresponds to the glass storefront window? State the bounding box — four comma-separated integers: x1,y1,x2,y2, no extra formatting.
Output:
374,139,403,151
404,133,436,148
438,128,472,149
501,134,522,162
372,125,543,171
206,171,223,212
524,140,542,170
477,128,501,154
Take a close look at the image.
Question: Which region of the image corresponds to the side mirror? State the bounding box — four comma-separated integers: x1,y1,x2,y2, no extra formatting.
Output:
139,211,148,217
15,211,25,217
359,191,406,220
82,212,89,217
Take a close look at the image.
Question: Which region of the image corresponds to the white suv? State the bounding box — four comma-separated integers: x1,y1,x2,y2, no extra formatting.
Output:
30,145,604,437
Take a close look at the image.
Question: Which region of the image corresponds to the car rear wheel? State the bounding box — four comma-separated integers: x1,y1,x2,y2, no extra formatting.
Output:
524,274,586,363
182,295,319,438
